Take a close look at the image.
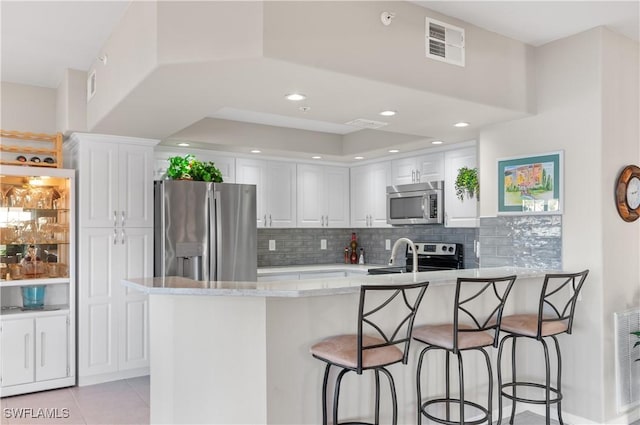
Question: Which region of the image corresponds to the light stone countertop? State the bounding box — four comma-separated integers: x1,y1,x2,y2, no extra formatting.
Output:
122,267,558,298
257,263,379,276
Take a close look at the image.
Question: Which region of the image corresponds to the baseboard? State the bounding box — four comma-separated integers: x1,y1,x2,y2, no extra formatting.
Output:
495,404,640,425
77,367,149,387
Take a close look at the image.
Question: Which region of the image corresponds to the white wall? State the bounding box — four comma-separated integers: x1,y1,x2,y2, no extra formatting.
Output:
0,82,57,133
86,1,158,130
56,69,88,134
600,29,640,420
479,27,639,423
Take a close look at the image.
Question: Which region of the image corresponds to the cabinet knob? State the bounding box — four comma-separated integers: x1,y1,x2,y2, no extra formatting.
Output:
121,229,126,245
269,214,272,227
321,216,324,227
113,229,118,245
264,214,267,227
113,211,117,226
121,211,126,227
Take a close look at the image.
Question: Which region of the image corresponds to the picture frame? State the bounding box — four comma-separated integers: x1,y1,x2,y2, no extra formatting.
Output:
497,151,563,214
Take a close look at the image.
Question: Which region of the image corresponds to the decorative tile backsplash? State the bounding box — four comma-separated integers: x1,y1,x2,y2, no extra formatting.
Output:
478,215,562,269
258,225,479,269
257,216,562,270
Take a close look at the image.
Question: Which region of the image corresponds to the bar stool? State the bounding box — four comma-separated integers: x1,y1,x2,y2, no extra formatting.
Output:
310,281,429,425
497,270,589,425
413,275,517,425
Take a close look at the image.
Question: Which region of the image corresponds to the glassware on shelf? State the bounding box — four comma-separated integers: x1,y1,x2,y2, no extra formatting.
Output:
9,263,24,280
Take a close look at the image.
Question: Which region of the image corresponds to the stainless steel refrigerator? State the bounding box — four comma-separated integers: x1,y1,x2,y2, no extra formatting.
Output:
154,180,257,282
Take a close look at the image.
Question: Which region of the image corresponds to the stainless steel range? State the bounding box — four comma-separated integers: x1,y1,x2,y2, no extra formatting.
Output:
367,242,464,275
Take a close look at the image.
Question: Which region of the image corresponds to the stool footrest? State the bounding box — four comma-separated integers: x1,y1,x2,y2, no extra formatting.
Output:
420,398,489,425
500,382,562,405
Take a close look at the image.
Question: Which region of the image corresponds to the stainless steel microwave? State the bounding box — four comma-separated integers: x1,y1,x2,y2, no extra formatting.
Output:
386,181,444,225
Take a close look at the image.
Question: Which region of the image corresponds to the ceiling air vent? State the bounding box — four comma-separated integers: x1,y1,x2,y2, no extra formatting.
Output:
426,17,465,67
345,118,389,130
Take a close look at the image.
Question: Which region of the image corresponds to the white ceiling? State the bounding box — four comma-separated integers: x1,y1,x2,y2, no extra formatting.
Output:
1,0,638,157
2,1,637,90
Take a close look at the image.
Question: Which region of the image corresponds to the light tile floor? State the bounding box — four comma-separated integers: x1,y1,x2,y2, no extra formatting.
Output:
0,377,149,425
2,379,639,425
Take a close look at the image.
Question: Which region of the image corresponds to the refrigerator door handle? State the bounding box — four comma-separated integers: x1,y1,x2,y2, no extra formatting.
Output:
208,190,222,282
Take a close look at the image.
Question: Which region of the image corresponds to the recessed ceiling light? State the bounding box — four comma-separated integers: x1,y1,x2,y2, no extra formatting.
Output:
431,140,443,145
312,156,322,159
251,149,261,154
354,156,364,160
379,110,397,117
285,93,306,101
388,149,400,153
177,142,190,147
454,122,469,128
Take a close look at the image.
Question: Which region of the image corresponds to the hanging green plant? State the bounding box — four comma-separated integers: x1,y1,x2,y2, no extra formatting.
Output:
166,154,223,182
455,166,479,201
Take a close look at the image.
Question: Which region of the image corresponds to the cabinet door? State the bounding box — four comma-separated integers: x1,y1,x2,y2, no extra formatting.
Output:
266,161,296,228
391,157,418,185
417,152,444,182
368,162,391,228
78,141,119,228
118,228,152,371
297,164,324,227
350,165,370,227
444,146,479,228
118,145,154,228
35,315,69,381
324,166,350,228
78,228,119,377
236,159,267,227
1,319,34,386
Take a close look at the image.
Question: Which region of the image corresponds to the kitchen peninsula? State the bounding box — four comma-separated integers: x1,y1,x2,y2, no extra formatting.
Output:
124,267,555,424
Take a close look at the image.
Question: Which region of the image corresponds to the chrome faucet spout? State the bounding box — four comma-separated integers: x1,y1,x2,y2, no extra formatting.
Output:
388,238,418,273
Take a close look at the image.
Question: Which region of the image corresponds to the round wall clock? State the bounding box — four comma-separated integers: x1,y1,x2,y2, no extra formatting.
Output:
615,164,640,222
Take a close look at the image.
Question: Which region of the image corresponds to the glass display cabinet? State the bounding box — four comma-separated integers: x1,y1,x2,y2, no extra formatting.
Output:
0,165,75,397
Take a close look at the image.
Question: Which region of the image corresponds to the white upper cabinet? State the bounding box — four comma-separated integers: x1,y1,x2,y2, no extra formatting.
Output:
391,153,444,185
350,162,391,228
444,145,479,228
236,158,296,228
68,133,158,229
297,164,349,228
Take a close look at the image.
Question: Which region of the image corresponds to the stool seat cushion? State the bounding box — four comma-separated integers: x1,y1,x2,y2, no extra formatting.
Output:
412,323,494,350
500,314,568,337
310,334,404,369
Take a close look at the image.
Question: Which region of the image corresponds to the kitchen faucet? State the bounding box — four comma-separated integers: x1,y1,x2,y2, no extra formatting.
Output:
388,238,418,273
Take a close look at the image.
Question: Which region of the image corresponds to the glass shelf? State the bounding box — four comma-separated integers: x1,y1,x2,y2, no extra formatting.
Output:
0,278,70,288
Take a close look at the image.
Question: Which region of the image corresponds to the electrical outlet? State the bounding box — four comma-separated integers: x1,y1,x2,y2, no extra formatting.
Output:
320,239,327,250
269,240,276,251
385,239,391,250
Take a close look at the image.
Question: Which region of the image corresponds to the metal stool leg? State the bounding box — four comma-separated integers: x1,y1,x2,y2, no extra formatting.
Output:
379,367,398,425
446,350,451,421
374,369,380,425
416,346,428,425
333,368,350,425
552,335,565,425
509,336,518,425
497,335,510,425
541,337,552,425
457,352,465,424
481,347,493,425
321,363,331,425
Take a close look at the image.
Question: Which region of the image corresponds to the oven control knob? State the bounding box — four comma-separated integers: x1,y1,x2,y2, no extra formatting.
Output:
441,246,446,251
448,246,454,252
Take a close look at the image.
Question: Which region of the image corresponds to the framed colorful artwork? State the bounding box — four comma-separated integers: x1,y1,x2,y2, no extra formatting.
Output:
498,151,563,214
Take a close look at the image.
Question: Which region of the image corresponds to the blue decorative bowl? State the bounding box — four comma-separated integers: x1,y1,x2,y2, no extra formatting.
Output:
21,285,46,309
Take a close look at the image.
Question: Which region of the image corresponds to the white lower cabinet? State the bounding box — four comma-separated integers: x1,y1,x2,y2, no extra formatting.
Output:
78,227,152,384
1,315,70,389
